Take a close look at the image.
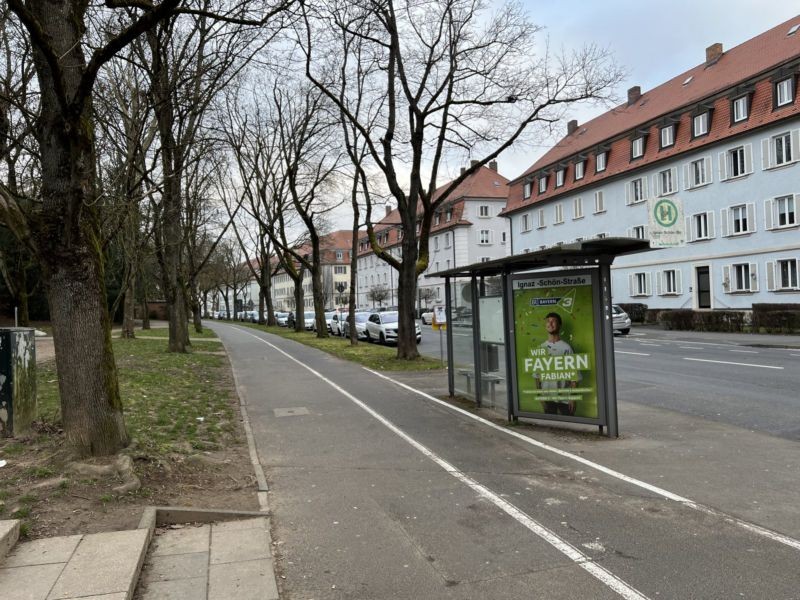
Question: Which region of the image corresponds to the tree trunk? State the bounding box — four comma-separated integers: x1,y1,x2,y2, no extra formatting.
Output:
15,287,30,328
312,263,327,338
121,275,136,339
396,241,420,359
23,0,128,455
293,276,304,332
348,212,359,346
189,276,202,334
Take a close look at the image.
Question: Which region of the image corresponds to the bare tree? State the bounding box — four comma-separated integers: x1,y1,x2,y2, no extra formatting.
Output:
301,0,624,359
368,284,390,308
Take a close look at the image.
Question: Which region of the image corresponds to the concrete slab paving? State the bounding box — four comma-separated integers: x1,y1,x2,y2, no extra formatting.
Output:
207,559,278,600
209,525,269,565
138,577,207,600
142,552,207,584
0,562,65,600
210,517,267,532
63,594,127,600
150,526,210,557
2,535,82,568
47,529,149,600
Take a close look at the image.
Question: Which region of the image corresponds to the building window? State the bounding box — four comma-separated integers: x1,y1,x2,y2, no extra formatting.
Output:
574,160,585,180
660,125,675,149
663,269,678,295
555,169,565,187
731,263,753,292
628,177,646,204
692,212,712,240
334,265,347,274
479,205,490,217
336,251,343,260
434,236,439,250
523,181,532,199
445,209,452,222
776,77,794,107
521,213,531,232
435,261,439,272
594,191,605,213
777,259,799,289
479,229,491,245
658,168,675,195
631,225,647,239
693,112,709,137
434,213,440,226
732,204,749,234
538,176,548,193
776,195,797,228
689,158,710,187
732,95,749,122
631,136,644,159
596,151,607,173
631,272,651,296
774,132,793,166
501,231,507,244
537,208,546,228
553,204,564,224
729,146,747,178
480,256,491,263
573,197,583,219
445,232,451,247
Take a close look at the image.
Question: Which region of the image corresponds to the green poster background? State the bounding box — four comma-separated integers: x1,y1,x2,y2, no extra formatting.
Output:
513,273,598,419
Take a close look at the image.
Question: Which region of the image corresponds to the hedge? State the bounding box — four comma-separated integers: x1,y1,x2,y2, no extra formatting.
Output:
617,303,648,323
752,303,800,333
658,310,747,332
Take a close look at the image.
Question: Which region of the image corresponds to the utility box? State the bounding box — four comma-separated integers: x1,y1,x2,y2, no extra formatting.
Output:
0,328,37,437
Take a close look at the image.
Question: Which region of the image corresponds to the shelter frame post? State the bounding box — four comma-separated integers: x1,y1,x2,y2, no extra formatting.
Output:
445,276,455,397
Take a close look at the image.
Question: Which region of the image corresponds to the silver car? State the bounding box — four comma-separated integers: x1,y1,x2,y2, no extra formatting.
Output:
612,305,631,335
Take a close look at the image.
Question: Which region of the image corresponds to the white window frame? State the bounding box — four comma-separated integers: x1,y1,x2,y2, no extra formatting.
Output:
693,112,709,137
574,161,585,180
658,167,676,195
555,169,565,187
732,204,749,234
631,137,644,159
445,232,452,248
732,95,748,123
538,176,548,193
523,181,532,199
480,256,491,263
728,146,747,178
479,229,491,245
434,213,440,226
521,213,531,233
445,209,453,222
434,236,439,250
479,205,490,218
725,262,757,293
630,272,652,297
537,208,546,229
776,77,794,107
554,203,564,224
631,225,647,240
769,258,799,290
594,191,605,213
657,269,681,296
660,125,674,148
776,194,797,228
596,151,607,172
501,231,507,244
573,197,584,219
773,132,793,166
627,177,647,204
686,211,715,242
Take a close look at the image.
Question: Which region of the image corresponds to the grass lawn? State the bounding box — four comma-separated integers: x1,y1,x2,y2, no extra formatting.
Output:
237,322,444,372
135,326,221,340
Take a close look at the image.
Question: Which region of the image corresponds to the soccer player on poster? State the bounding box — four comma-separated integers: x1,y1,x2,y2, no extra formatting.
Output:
533,312,580,415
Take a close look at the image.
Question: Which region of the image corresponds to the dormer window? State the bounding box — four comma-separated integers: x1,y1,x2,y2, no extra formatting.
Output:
693,112,709,138
523,181,532,199
445,209,452,222
660,125,675,149
434,213,440,226
775,77,794,107
631,136,645,159
574,160,585,180
555,168,565,187
538,176,548,193
732,95,749,123
595,151,607,173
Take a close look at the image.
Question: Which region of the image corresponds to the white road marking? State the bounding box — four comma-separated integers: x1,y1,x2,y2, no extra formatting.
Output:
361,366,800,554
679,346,700,350
791,354,800,358
638,343,661,347
235,327,650,600
615,351,651,356
683,358,783,370
729,350,758,354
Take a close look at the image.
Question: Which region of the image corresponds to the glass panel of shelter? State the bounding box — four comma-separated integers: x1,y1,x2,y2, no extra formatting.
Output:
477,276,506,410
450,278,476,401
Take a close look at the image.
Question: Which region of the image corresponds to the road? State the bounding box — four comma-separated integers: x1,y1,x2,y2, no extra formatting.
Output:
212,322,800,600
417,323,800,440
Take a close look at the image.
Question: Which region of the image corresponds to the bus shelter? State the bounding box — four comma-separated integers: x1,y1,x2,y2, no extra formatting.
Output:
427,238,653,437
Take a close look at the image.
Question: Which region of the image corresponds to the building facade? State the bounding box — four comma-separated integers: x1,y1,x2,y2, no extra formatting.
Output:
355,163,511,310
503,17,800,310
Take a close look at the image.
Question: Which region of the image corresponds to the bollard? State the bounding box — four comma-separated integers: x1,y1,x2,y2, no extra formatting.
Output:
0,328,37,437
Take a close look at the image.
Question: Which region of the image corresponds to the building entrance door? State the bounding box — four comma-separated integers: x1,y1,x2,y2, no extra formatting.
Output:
696,266,711,309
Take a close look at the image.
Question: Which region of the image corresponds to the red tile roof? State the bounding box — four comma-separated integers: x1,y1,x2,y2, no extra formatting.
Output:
503,14,800,214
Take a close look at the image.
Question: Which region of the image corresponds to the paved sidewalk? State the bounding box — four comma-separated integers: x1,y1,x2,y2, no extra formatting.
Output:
136,517,277,600
631,323,800,346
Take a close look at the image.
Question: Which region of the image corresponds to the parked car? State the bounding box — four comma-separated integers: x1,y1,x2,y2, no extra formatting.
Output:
330,311,344,336
315,310,339,334
275,312,289,327
365,311,421,345
341,312,370,339
303,311,316,330
612,304,631,335
420,310,434,325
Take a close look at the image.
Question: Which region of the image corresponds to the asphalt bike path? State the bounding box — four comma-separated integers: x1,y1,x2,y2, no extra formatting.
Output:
213,323,800,600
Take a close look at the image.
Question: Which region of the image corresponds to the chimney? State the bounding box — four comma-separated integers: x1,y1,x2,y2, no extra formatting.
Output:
461,167,466,175
384,203,391,217
488,160,498,172
627,86,641,106
567,119,578,135
470,159,479,168
705,43,723,66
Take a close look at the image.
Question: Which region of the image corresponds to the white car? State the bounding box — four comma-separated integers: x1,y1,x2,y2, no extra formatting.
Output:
420,311,434,325
365,311,422,345
303,311,316,330
612,305,631,335
341,312,370,339
275,312,289,326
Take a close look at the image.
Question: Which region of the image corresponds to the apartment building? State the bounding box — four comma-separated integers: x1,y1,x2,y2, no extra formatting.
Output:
356,163,511,310
503,16,800,310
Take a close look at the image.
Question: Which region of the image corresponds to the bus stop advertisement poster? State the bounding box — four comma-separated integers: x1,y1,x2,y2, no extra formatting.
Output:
512,272,599,420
